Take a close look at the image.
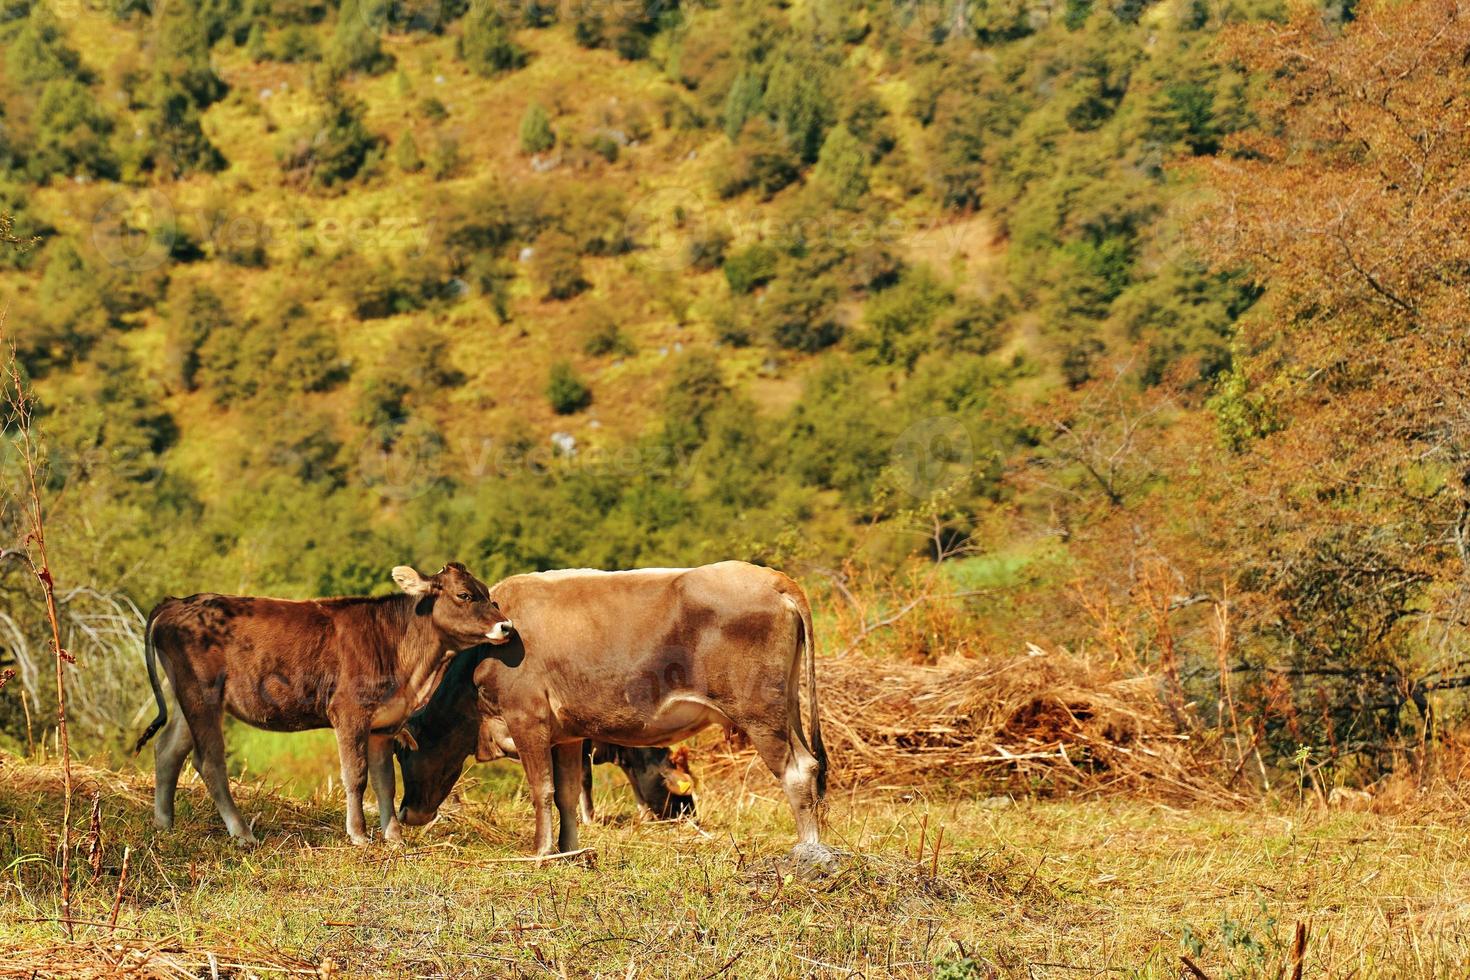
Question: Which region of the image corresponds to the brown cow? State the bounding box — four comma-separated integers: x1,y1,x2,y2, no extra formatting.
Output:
396,562,828,860
133,563,514,845
393,647,696,824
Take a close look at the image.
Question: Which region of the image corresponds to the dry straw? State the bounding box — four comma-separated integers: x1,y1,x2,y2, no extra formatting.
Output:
706,648,1245,805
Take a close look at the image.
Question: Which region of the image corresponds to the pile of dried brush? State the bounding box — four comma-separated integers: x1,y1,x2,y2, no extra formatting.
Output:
0,940,323,980
704,648,1242,805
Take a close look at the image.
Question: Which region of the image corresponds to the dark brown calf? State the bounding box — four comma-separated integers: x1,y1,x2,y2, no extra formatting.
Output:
397,562,827,859
134,563,513,845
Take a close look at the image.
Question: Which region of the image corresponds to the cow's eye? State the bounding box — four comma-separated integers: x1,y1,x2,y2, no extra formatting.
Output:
457,592,473,602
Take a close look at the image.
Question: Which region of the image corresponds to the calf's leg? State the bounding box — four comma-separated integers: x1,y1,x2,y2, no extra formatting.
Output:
152,709,193,831
183,693,256,844
367,735,403,843
333,725,372,845
552,741,585,853
578,740,596,824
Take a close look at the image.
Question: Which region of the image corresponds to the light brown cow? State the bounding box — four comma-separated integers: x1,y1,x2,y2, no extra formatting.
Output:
133,563,514,845
396,561,828,859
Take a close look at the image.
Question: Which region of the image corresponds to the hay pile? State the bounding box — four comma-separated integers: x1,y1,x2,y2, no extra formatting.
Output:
0,939,322,980
706,649,1240,805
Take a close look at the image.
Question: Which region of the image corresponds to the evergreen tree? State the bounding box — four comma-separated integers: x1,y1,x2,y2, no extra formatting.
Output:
395,131,423,172
813,124,869,208
330,0,394,75
458,3,527,76
519,103,555,154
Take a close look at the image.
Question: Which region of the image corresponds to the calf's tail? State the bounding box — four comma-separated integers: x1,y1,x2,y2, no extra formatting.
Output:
132,606,167,755
795,596,828,799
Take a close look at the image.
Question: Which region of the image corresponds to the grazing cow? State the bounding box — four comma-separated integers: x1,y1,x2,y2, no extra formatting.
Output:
133,563,515,845
396,561,827,859
393,649,696,824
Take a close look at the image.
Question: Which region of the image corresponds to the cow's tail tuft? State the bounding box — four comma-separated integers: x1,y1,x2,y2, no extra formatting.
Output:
132,606,167,755
796,595,828,799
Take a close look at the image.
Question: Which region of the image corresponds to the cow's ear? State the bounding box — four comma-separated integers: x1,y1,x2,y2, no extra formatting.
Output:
392,565,435,596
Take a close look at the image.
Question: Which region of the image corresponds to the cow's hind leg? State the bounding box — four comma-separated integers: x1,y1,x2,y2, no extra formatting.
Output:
367,735,403,844
742,723,823,847
186,699,257,845
152,710,193,831
552,741,584,853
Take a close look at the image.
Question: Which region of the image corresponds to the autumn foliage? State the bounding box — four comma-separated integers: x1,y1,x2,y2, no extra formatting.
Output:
1191,0,1470,771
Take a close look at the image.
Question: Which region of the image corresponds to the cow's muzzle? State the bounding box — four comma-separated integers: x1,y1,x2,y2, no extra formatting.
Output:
486,620,515,644
398,804,435,827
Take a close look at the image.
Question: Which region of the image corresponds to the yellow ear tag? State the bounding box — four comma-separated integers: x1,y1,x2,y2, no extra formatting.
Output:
675,778,694,795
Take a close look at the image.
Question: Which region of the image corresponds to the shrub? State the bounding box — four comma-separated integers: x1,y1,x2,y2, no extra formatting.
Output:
395,131,423,172
458,4,527,76
813,124,869,208
582,310,635,357
281,89,383,188
531,231,587,301
29,79,118,181
519,103,556,154
427,135,461,179
547,360,591,414
723,243,778,294
329,0,394,75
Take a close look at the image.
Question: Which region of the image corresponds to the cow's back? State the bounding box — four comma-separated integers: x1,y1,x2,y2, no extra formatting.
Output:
483,562,804,744
151,593,350,730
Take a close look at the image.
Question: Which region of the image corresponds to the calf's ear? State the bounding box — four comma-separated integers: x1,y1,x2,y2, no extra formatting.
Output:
392,565,435,596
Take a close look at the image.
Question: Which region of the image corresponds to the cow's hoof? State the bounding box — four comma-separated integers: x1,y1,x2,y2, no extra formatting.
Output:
232,834,260,848
787,842,841,878
383,828,405,845
153,816,173,832
348,833,371,847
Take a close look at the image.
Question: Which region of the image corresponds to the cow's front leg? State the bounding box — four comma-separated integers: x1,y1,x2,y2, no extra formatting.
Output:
367,734,402,844
514,729,557,856
552,741,585,853
333,722,372,845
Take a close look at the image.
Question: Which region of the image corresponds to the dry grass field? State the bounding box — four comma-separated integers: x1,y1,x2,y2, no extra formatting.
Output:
2,756,1469,979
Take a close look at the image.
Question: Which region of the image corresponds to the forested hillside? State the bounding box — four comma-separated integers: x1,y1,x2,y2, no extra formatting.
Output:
11,0,1464,778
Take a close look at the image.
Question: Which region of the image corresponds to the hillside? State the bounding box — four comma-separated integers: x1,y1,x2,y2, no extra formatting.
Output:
18,0,1469,784
0,0,1265,606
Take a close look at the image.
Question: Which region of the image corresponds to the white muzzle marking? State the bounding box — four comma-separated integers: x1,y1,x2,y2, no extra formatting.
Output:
486,620,514,643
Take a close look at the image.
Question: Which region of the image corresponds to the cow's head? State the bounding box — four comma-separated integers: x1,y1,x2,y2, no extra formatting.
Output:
394,649,482,827
395,728,472,827
392,561,515,648
598,744,697,820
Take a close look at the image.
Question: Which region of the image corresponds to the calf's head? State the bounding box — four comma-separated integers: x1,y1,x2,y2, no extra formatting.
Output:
392,561,515,648
598,744,697,820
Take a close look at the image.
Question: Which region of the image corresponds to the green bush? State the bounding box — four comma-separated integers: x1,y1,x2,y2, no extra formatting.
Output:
582,310,635,357
532,231,588,301
723,243,778,294
547,360,592,414
519,103,556,154
329,0,394,75
281,89,382,188
395,131,424,172
458,4,528,76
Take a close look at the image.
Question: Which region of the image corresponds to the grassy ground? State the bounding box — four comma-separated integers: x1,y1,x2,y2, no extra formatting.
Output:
2,756,1470,978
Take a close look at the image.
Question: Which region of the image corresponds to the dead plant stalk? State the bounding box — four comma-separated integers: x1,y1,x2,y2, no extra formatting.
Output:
2,327,75,938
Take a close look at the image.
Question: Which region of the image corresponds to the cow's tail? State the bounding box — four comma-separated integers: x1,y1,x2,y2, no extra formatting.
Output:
132,605,167,755
794,593,828,800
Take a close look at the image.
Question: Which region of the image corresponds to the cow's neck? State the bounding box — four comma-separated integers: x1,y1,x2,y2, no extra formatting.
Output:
394,607,458,713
